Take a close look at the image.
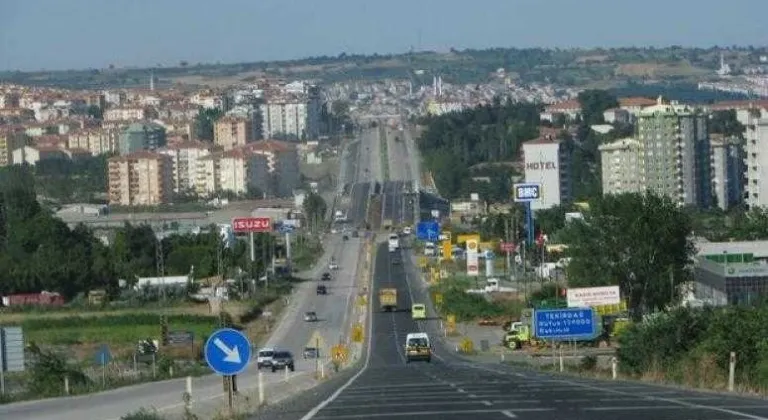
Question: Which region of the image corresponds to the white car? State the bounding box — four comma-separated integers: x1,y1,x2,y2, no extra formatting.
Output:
329,260,339,270
256,348,275,369
402,226,412,235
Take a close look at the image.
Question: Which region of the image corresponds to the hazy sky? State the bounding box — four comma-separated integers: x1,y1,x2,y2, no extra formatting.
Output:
1,0,767,71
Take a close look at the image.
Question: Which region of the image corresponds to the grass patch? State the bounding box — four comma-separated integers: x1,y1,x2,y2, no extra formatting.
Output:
380,127,390,181
22,313,219,346
430,275,522,322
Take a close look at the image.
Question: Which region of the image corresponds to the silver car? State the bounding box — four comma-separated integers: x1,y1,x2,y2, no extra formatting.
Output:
304,311,318,322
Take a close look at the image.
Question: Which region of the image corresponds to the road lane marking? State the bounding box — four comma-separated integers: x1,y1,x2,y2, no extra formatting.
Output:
500,410,517,418
335,391,507,401
321,400,493,410
552,378,768,420
481,400,493,406
313,408,553,419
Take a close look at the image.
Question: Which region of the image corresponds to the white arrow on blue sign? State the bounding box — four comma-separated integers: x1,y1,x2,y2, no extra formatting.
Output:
204,328,252,376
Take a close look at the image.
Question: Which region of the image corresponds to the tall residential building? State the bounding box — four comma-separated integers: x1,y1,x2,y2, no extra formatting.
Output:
158,141,212,195
635,97,711,207
0,128,28,166
259,87,321,140
710,134,745,210
118,122,167,156
108,151,173,206
196,140,300,198
67,128,119,156
598,138,644,195
522,135,572,210
736,107,768,208
214,116,253,150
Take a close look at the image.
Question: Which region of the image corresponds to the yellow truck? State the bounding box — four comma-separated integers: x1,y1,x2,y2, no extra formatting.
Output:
379,288,397,312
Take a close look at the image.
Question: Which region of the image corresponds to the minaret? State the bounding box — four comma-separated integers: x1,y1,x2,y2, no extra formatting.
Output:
149,70,155,91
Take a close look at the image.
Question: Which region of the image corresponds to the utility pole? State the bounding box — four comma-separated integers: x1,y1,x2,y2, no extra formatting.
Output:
156,237,165,302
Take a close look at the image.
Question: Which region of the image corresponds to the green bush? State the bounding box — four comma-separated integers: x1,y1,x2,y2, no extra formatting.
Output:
617,304,768,389
430,280,521,322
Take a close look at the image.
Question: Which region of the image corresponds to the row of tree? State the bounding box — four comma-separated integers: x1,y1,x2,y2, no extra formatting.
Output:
0,166,279,299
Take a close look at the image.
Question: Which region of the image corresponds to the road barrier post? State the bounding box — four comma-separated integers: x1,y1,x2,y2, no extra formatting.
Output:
558,347,564,372
64,376,69,395
258,371,265,405
186,376,192,396
285,364,289,381
611,357,618,380
728,352,736,392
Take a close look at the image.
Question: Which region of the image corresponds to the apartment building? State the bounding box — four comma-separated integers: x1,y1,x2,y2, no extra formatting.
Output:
598,138,645,195
214,116,253,150
636,97,711,207
259,87,321,140
119,122,167,155
108,151,173,206
710,134,745,211
67,128,119,156
736,106,768,208
196,140,299,198
158,141,211,195
522,135,572,210
104,107,146,122
0,128,28,166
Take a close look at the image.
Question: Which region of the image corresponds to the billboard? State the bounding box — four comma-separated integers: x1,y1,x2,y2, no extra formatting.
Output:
566,286,621,308
456,233,481,245
232,217,272,233
466,239,479,277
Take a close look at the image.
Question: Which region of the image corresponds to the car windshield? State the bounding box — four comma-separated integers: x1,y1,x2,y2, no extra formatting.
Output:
414,305,425,310
306,312,316,316
274,352,291,358
259,350,274,357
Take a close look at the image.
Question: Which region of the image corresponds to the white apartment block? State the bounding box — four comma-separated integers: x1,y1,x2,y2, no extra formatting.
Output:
737,107,768,208
259,91,321,140
598,138,645,195
158,141,211,195
522,136,572,210
104,107,146,122
67,129,119,156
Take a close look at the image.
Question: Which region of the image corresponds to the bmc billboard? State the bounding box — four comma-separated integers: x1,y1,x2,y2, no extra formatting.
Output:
232,217,272,233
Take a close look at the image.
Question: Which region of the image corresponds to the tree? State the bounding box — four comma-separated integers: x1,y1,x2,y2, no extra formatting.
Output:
194,108,223,141
577,90,619,126
303,193,327,234
562,192,694,320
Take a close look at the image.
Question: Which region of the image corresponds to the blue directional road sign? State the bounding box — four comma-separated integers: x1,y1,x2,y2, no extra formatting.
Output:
94,344,112,366
533,308,598,341
204,328,252,376
416,221,440,242
278,224,295,234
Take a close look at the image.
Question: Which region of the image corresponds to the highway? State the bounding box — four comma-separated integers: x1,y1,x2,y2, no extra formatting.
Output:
255,240,768,420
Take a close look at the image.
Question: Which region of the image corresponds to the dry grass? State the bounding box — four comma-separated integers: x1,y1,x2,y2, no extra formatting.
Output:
614,61,709,78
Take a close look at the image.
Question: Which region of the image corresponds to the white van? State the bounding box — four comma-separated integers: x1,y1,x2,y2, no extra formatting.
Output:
404,332,431,363
256,348,275,369
388,234,400,251
424,242,436,256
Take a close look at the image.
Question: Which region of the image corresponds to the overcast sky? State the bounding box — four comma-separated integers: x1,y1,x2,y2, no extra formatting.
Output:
1,0,766,71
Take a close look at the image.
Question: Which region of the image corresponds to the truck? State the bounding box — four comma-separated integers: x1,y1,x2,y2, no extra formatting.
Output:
379,288,398,312
502,315,630,349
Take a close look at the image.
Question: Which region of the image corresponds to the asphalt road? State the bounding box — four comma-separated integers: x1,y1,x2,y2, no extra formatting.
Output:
255,242,768,420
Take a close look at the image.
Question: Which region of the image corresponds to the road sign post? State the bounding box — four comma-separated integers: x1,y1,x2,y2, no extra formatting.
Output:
204,328,252,412
513,183,541,249
533,308,599,341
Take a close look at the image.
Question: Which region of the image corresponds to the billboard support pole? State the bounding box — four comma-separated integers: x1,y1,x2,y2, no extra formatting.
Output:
249,232,255,263
525,201,534,251
0,328,5,395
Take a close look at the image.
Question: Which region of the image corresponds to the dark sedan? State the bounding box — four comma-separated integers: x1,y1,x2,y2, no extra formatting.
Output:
271,351,295,372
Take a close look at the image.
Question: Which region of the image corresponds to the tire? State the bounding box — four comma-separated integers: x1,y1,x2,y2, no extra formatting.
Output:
426,358,431,363
290,365,295,372
271,367,276,372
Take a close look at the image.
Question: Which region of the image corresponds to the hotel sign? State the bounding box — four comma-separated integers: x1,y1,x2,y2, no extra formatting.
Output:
526,161,558,170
